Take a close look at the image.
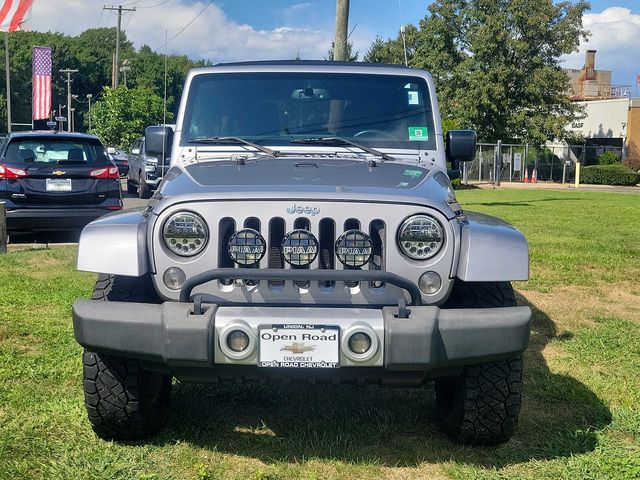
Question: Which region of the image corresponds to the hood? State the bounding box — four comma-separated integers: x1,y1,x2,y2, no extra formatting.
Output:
152,157,459,218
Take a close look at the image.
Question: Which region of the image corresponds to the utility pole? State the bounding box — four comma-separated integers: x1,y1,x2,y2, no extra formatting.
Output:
87,94,93,132
60,69,78,132
103,5,136,88
5,32,12,132
333,0,350,61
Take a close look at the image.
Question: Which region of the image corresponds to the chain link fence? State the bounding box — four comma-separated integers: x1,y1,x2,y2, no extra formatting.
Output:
461,143,624,185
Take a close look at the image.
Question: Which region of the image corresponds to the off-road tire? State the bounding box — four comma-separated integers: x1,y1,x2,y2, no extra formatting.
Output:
126,178,136,194
83,274,171,440
138,176,151,199
436,281,523,445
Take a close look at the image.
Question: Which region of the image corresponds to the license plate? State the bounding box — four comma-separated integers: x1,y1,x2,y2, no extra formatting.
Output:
46,178,72,192
259,324,340,368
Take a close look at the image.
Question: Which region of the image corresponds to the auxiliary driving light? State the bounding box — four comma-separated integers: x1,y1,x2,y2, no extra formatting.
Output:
228,228,266,265
335,230,373,267
226,330,250,352
281,229,318,266
163,267,186,290
163,211,208,257
418,271,442,295
397,215,443,260
348,332,372,354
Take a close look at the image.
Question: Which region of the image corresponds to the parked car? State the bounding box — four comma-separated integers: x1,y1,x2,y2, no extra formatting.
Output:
72,61,530,445
106,147,129,177
0,131,122,233
126,134,171,199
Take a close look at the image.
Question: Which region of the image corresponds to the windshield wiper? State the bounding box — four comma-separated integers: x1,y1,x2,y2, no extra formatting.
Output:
187,136,280,157
290,137,394,161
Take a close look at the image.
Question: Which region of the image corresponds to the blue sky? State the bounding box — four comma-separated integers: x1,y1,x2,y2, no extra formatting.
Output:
30,1,640,89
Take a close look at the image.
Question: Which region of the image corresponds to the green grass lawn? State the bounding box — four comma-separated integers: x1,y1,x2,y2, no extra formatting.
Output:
1,188,639,480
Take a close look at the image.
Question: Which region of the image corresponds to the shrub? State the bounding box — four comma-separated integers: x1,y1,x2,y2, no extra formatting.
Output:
597,151,620,165
623,156,640,172
451,177,461,189
581,164,640,186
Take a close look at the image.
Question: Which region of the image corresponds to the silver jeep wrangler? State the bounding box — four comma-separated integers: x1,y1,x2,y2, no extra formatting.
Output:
72,61,530,445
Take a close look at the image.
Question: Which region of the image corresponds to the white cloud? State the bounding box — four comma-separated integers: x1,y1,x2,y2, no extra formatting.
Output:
563,7,640,86
27,0,335,62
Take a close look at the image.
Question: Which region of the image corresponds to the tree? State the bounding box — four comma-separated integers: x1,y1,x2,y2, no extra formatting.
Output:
365,0,590,145
0,28,204,133
327,41,358,61
91,86,171,149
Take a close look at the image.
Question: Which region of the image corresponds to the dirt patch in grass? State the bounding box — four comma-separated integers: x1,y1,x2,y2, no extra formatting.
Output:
518,282,640,331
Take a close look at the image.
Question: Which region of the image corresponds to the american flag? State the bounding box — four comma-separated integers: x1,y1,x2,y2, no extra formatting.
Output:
32,46,51,121
0,0,33,32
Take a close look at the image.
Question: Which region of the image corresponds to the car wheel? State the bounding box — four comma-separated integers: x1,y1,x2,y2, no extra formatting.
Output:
126,179,136,193
138,175,152,199
138,172,151,200
82,274,171,440
435,281,523,445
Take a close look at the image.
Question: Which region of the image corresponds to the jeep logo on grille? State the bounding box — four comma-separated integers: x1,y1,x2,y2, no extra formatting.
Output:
286,203,320,216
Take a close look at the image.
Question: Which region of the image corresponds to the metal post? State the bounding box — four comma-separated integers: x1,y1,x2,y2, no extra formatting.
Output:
0,202,6,253
333,0,350,61
495,140,502,186
60,68,78,132
4,32,11,133
478,145,482,182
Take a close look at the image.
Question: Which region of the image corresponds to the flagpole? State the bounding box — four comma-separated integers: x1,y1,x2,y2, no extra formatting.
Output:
5,31,11,133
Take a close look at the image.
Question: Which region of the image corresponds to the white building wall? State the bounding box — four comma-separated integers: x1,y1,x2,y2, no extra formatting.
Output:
568,98,629,139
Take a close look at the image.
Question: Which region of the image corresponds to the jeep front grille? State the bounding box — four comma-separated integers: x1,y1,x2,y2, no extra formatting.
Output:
216,215,386,288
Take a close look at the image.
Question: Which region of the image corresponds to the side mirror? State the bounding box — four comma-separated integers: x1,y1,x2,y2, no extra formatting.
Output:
145,125,174,159
446,130,477,168
130,148,140,155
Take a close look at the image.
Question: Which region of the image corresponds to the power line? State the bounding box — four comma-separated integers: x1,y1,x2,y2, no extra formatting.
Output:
137,0,173,8
155,0,214,51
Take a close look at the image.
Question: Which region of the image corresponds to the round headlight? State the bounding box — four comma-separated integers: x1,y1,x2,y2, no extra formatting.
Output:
281,229,318,266
228,228,266,265
335,230,373,268
397,215,443,260
163,211,208,256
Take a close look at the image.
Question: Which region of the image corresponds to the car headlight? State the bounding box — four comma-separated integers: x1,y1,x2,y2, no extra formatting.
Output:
397,215,443,260
163,211,208,256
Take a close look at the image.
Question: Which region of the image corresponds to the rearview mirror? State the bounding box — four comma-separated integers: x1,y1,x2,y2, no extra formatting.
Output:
145,125,174,158
446,130,477,168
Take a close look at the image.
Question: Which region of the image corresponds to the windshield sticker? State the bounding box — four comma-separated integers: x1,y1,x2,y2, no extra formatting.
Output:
407,91,419,105
408,126,428,141
403,169,423,178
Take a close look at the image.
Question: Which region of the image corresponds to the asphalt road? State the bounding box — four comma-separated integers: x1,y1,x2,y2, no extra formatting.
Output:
8,179,149,245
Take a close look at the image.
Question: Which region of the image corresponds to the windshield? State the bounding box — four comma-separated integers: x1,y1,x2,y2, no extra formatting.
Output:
182,72,436,150
4,137,109,165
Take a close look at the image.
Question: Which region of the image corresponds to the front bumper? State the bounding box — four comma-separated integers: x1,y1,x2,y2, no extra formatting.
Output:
72,299,531,383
